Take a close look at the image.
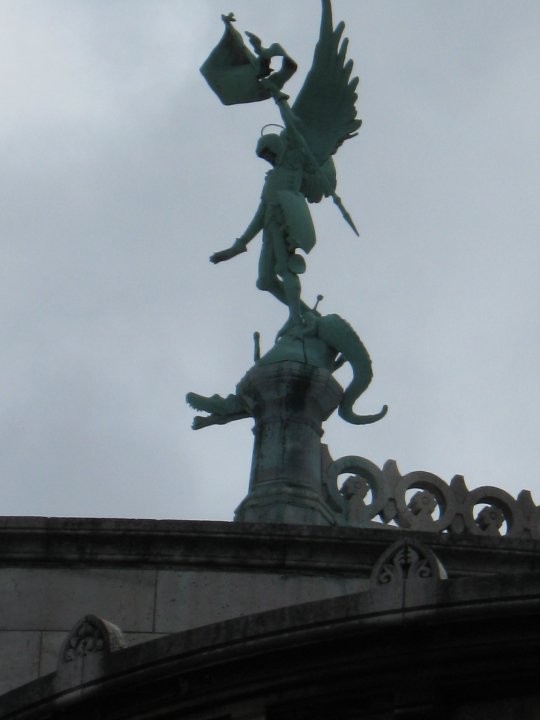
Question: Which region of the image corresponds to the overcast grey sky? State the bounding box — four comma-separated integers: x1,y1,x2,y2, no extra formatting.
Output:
1,0,539,521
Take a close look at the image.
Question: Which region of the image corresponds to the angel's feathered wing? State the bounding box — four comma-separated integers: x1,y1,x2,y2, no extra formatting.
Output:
292,0,361,203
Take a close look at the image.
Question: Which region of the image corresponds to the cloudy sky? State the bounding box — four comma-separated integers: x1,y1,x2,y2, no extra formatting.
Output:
1,0,539,522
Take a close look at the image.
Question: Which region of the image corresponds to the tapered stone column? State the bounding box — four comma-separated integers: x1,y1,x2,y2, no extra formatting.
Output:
234,361,343,525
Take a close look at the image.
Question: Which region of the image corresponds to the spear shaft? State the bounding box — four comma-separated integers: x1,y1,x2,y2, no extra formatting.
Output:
269,86,360,237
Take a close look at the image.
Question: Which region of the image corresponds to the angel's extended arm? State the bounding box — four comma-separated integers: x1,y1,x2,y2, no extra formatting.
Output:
238,201,265,245
210,201,265,264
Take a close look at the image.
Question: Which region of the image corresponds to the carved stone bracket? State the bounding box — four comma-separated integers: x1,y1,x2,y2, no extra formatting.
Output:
59,614,127,666
326,456,539,539
371,538,447,589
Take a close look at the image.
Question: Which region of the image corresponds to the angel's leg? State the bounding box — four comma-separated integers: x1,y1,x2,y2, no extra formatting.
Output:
273,239,302,323
257,222,311,321
256,228,287,306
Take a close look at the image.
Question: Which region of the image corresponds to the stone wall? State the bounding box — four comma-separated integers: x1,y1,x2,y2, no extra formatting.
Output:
1,516,539,698
0,518,371,694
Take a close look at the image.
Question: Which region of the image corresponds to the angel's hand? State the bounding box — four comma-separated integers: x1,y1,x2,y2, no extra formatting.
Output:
210,239,247,265
259,77,289,101
210,249,232,264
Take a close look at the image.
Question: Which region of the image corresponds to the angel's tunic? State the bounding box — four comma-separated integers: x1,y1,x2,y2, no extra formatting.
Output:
260,148,316,255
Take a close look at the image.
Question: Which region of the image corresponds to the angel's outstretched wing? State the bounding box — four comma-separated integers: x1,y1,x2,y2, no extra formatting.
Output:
292,0,361,199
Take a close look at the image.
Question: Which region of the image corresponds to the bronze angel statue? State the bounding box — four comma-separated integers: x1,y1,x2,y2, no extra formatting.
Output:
201,1,361,329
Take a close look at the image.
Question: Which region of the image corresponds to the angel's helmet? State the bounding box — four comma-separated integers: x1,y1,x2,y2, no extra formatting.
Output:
256,133,284,166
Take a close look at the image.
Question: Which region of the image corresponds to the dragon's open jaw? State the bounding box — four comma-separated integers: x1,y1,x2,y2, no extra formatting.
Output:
186,392,250,430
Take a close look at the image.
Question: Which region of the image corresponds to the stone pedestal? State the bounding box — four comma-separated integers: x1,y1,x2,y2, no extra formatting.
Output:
234,361,343,525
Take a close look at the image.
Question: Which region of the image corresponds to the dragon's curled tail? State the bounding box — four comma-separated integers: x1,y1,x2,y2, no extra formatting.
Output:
316,313,388,425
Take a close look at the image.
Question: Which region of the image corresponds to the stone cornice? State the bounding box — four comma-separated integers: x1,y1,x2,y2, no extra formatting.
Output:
0,517,538,577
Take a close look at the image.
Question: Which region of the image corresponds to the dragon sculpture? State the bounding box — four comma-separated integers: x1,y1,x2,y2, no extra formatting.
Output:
187,310,387,430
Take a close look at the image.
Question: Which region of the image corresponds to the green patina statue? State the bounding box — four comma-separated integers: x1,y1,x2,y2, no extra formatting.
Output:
201,1,361,327
191,1,387,524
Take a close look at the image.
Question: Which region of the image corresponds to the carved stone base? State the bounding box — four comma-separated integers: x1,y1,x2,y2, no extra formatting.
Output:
234,361,343,526
234,480,339,525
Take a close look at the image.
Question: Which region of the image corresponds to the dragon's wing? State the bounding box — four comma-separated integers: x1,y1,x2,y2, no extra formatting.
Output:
292,0,361,170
